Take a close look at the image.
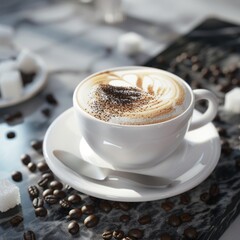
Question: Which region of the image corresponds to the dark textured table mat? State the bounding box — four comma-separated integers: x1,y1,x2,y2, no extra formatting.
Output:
0,18,239,240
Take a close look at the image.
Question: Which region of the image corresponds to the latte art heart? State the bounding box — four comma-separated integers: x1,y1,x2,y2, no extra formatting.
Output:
77,69,189,125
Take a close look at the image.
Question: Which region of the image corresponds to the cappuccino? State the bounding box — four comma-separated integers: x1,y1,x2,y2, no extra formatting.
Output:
76,68,189,125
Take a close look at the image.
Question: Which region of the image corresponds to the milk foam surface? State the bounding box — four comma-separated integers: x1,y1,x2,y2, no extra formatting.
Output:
77,69,189,125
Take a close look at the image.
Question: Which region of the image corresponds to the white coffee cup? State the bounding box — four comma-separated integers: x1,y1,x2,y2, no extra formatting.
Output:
73,66,218,170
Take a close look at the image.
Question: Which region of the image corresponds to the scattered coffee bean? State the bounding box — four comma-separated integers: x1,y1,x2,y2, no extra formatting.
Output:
119,202,131,211
217,127,227,137
138,215,151,225
81,204,95,214
184,227,198,239
128,228,143,239
6,131,16,139
23,230,36,240
68,221,79,235
160,233,172,240
122,237,135,240
42,172,54,182
112,202,120,209
38,177,49,188
45,195,58,205
41,108,51,117
59,199,72,209
37,161,49,172
180,213,193,222
28,162,37,172
180,193,191,205
209,184,219,197
10,215,23,227
4,111,23,124
28,185,39,199
161,200,174,212
99,200,112,213
84,214,99,228
102,230,113,240
46,93,58,105
43,188,54,198
68,208,82,219
35,207,47,217
113,230,124,239
32,197,44,209
21,154,31,165
200,192,210,203
11,171,22,182
50,180,63,190
68,194,81,204
168,214,181,227
119,214,130,223
54,189,66,199
31,140,43,152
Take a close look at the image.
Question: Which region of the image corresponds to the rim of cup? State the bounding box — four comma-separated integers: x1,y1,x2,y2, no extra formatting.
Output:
73,66,195,128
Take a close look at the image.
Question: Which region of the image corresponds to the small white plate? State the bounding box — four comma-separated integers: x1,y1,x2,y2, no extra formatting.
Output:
43,108,221,202
0,55,47,108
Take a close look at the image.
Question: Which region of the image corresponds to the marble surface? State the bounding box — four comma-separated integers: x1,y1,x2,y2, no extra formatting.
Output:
0,0,240,239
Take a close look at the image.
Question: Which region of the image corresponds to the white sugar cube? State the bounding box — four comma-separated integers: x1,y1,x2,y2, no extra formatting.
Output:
224,88,240,113
0,179,21,212
17,49,39,74
0,60,17,72
0,71,23,99
117,32,143,55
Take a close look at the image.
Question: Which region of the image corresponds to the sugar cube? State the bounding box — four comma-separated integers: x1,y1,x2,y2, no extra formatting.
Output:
0,71,23,100
224,88,240,113
0,179,21,212
0,60,17,72
17,49,39,74
117,32,143,56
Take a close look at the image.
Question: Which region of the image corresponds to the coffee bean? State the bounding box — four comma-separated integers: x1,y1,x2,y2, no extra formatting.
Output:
21,154,31,165
6,131,16,139
200,192,210,203
168,215,181,227
122,237,135,240
54,189,66,199
10,215,23,226
41,108,51,118
11,171,22,182
32,197,44,208
59,199,72,209
50,180,63,190
99,200,112,213
119,214,130,223
38,177,49,188
31,140,43,152
180,193,191,205
68,194,81,204
45,195,58,205
4,111,23,124
119,202,131,211
81,204,95,214
128,228,143,239
46,93,58,105
43,188,53,198
138,215,151,225
23,230,36,240
180,213,193,222
217,127,227,137
161,201,174,212
160,233,172,240
28,162,37,172
113,230,124,239
42,172,54,182
20,71,36,86
37,161,49,172
35,207,47,217
184,227,198,239
102,230,112,240
69,208,82,219
28,185,39,199
68,221,79,235
84,214,99,228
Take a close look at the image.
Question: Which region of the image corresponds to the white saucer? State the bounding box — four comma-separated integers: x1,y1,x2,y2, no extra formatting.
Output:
0,55,47,108
43,108,221,202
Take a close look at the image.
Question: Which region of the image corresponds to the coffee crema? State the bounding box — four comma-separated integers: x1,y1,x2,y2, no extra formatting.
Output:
77,69,188,125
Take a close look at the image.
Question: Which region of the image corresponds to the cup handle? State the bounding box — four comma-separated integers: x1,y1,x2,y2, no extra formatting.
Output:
189,89,218,131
